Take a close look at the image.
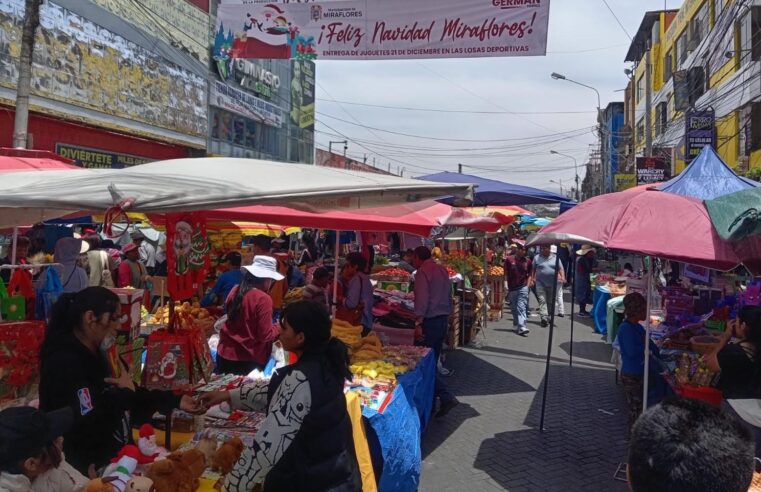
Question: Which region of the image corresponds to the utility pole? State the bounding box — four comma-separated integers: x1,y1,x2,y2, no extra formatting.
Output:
12,0,42,148
458,163,463,173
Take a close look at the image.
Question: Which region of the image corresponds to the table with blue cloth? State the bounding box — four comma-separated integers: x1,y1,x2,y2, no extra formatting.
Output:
592,285,611,335
363,348,436,492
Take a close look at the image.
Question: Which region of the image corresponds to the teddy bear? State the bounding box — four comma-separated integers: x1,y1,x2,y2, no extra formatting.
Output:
126,476,155,492
211,437,244,475
146,449,206,492
194,438,217,468
84,477,116,492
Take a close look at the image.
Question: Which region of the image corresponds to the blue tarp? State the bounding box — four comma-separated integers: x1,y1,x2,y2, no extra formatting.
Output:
417,172,576,206
655,146,760,200
363,349,436,492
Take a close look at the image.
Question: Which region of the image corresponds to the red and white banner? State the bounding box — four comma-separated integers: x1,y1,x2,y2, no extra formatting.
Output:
213,0,550,61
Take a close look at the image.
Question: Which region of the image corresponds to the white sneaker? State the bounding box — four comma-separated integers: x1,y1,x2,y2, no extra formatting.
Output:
517,327,530,336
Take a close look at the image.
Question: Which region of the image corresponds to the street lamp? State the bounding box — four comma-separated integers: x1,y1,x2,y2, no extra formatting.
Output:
550,150,580,201
551,72,605,195
328,140,348,156
549,179,564,196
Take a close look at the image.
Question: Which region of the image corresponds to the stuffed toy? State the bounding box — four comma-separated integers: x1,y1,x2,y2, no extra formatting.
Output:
137,424,168,463
126,476,155,492
194,438,217,468
147,450,204,492
84,477,116,492
211,437,244,475
102,445,140,492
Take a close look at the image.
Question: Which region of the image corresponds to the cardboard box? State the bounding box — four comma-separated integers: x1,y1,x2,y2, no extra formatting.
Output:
109,288,145,340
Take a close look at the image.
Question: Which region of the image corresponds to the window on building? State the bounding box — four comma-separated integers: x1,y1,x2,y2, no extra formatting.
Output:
656,102,668,136
677,32,689,65
636,74,645,103
636,118,645,143
739,7,761,62
713,0,726,23
741,103,761,155
690,2,710,50
664,49,673,83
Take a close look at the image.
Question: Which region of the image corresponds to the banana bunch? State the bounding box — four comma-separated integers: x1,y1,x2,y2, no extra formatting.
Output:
349,360,407,380
351,332,383,362
331,319,363,347
284,287,304,305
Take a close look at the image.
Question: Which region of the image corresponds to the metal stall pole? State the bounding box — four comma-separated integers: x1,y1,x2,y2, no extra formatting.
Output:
570,253,576,368
331,230,341,317
539,250,562,432
642,258,653,412
482,236,488,342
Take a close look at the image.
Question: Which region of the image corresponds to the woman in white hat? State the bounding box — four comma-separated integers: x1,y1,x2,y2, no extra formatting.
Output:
217,256,284,375
574,245,597,317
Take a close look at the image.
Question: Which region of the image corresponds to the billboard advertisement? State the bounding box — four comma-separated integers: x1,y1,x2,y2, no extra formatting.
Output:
210,80,285,128
614,174,636,191
636,156,671,186
56,143,153,169
0,0,207,138
213,0,550,61
290,60,315,131
685,109,715,165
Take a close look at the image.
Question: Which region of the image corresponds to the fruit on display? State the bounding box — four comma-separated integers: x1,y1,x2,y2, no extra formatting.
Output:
489,266,505,276
350,332,383,362
349,360,405,381
331,319,363,347
374,268,411,279
148,302,213,328
284,287,304,305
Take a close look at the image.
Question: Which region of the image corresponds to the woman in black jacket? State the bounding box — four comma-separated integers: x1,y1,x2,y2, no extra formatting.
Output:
201,300,361,492
38,287,201,474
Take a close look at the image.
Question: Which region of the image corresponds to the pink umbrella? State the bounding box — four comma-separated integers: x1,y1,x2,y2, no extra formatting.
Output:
529,185,760,273
0,148,79,172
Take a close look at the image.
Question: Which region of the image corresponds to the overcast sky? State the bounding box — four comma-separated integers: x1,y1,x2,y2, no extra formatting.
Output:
314,0,677,192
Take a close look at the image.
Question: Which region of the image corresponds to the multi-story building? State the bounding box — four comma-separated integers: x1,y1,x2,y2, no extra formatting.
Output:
0,0,315,167
0,0,211,166
624,1,761,177
601,102,625,193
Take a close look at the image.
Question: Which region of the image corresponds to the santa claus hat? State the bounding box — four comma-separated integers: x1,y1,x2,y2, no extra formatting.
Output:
139,424,155,439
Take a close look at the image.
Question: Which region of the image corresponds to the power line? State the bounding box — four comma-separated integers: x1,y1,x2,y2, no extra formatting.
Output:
600,0,633,40
317,98,597,115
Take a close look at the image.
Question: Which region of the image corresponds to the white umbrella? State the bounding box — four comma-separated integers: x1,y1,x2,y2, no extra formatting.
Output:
0,158,473,228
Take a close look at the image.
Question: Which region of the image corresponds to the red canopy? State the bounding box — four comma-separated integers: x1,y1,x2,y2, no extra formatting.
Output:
0,148,79,172
152,201,512,237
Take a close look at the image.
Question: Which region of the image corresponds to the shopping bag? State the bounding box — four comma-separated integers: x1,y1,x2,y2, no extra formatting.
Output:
0,278,8,318
188,324,214,383
6,270,34,321
0,321,45,401
143,328,194,391
35,267,63,321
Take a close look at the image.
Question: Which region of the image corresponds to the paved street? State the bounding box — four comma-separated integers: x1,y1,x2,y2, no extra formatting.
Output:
420,294,631,492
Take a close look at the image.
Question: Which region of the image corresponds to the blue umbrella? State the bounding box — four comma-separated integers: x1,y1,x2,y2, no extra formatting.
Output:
655,146,759,200
417,171,576,206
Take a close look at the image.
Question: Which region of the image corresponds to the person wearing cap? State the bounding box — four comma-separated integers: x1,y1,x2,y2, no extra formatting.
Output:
412,246,459,418
130,231,156,275
117,243,149,289
38,287,202,474
0,406,86,492
574,245,597,317
201,252,243,309
528,245,565,327
217,256,283,375
54,237,90,294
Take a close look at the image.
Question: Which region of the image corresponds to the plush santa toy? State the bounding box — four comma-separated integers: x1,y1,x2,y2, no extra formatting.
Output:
103,445,140,492
137,424,161,463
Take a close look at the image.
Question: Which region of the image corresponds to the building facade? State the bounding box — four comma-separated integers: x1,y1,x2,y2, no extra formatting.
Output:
0,0,210,166
623,1,761,178
601,102,625,193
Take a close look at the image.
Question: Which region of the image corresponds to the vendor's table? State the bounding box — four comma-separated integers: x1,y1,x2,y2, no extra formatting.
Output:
362,349,436,492
592,285,611,335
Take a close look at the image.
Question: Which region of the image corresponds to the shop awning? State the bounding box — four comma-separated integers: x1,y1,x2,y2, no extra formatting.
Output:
0,157,474,229
158,200,511,237
417,171,575,206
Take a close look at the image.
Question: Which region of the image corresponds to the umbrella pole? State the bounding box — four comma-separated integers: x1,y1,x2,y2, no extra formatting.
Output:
331,230,341,317
642,257,653,412
10,227,18,265
539,250,562,432
482,236,488,340
570,255,575,368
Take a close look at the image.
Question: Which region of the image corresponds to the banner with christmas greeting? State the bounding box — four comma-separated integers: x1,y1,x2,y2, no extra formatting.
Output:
213,0,550,61
166,213,211,300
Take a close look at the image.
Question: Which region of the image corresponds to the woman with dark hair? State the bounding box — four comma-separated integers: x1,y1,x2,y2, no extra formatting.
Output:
216,256,283,375
706,305,761,399
201,301,361,492
38,287,201,474
298,232,318,267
